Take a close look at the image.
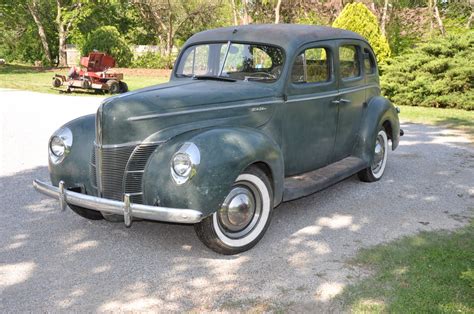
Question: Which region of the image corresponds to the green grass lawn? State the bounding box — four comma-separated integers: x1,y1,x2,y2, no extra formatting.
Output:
399,105,474,140
338,222,474,313
0,64,169,95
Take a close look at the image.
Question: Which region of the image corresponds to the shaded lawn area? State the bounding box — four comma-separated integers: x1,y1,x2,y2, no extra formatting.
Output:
338,222,474,313
399,105,474,141
0,64,170,95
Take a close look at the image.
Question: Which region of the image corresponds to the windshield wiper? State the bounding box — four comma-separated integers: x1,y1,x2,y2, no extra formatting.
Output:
192,75,236,82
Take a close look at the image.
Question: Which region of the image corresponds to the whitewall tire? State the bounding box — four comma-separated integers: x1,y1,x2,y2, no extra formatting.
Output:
194,166,273,255
358,128,389,182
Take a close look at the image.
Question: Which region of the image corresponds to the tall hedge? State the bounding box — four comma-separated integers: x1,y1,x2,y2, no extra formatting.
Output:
333,3,391,64
81,26,133,67
381,32,474,110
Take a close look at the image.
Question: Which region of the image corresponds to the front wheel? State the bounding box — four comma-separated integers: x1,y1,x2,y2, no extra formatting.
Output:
194,166,273,255
358,128,389,182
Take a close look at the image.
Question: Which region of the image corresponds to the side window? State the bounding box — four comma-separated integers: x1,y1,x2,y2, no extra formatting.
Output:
182,45,210,76
339,45,360,79
364,48,376,75
291,47,330,84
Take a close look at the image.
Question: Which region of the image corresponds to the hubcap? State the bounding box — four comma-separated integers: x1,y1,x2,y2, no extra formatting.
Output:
371,134,386,174
217,183,262,239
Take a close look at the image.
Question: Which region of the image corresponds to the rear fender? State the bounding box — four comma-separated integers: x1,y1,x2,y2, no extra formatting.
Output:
353,96,400,164
142,127,284,217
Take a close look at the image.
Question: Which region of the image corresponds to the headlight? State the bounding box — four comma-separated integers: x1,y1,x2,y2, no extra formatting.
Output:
49,127,73,164
170,142,200,185
172,153,192,177
50,136,65,157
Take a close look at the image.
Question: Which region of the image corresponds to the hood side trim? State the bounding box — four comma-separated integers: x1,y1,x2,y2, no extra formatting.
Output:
128,99,283,122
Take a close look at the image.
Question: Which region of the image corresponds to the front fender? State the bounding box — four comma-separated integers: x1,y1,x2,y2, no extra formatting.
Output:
353,96,400,164
142,127,284,217
49,114,96,194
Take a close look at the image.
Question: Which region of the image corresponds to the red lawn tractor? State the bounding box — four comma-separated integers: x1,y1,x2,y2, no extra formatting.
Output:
52,52,128,94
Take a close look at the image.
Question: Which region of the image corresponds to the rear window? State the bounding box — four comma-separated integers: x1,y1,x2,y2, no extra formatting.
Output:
364,48,376,75
339,45,360,79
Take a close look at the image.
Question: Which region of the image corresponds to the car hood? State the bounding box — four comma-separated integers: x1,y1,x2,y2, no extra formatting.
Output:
98,80,281,145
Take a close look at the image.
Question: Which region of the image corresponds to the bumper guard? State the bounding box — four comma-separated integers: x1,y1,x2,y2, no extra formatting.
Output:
33,179,203,227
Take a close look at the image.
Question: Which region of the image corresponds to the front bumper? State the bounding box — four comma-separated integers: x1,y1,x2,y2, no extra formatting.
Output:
33,179,203,227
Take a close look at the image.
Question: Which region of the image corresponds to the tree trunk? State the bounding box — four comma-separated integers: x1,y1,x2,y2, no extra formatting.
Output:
433,0,445,36
230,0,239,25
274,0,282,24
467,11,474,28
380,0,389,36
428,0,434,33
27,0,52,64
56,0,68,67
242,0,250,25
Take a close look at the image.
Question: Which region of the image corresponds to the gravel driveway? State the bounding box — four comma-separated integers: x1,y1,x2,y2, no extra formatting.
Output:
1,88,473,312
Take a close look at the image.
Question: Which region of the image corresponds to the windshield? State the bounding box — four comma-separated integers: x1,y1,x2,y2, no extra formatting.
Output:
175,42,284,82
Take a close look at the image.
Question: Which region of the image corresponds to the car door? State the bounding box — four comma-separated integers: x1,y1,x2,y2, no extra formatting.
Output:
332,41,367,162
283,43,339,176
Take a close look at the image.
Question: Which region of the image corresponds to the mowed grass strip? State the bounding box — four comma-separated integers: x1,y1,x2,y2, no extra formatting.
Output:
338,222,474,313
399,105,474,140
0,64,170,95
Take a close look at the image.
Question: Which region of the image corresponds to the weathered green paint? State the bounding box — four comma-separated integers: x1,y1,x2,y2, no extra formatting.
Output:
46,24,400,216
49,114,96,194
143,127,284,216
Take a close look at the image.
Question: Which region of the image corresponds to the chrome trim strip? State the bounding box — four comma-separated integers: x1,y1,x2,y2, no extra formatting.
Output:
33,180,203,224
93,140,164,149
127,99,283,121
286,84,380,103
125,170,145,174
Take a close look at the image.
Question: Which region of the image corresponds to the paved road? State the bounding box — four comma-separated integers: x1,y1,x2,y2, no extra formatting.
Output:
1,89,473,312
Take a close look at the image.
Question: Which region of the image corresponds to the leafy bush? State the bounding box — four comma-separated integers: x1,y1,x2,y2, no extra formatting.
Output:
381,32,474,110
81,26,133,67
333,3,391,64
131,52,173,69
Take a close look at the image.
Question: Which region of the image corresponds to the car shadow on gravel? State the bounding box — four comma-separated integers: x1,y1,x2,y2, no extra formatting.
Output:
1,123,473,312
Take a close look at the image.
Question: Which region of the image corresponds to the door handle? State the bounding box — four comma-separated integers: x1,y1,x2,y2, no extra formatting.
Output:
340,98,351,104
331,98,351,105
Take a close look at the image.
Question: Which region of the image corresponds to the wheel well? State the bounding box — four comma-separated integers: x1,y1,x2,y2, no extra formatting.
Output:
247,162,274,192
382,120,393,141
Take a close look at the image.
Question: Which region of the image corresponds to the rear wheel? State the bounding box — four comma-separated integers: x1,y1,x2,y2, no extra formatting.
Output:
358,128,389,182
194,166,273,255
69,204,104,220
52,77,62,88
119,81,128,93
107,80,120,94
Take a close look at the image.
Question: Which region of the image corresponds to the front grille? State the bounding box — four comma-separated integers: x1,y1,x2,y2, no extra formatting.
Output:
90,143,158,203
124,144,159,204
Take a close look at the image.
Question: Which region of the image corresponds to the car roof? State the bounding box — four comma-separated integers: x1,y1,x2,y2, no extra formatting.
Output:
185,24,368,51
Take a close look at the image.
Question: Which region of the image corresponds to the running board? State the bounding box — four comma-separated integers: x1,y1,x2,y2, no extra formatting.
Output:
283,157,367,202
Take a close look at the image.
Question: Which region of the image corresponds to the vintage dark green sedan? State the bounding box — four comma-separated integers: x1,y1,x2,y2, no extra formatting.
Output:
34,24,402,254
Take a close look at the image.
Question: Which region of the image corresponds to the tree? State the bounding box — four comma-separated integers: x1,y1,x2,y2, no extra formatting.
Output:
333,2,391,63
429,0,445,36
56,0,84,66
380,0,389,36
26,0,52,64
134,0,221,58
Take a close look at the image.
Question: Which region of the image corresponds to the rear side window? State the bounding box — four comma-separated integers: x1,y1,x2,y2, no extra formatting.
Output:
339,45,360,79
364,48,376,75
292,47,330,84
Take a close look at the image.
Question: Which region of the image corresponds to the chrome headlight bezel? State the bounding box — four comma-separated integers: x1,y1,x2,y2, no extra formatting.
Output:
171,142,200,185
48,127,73,165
